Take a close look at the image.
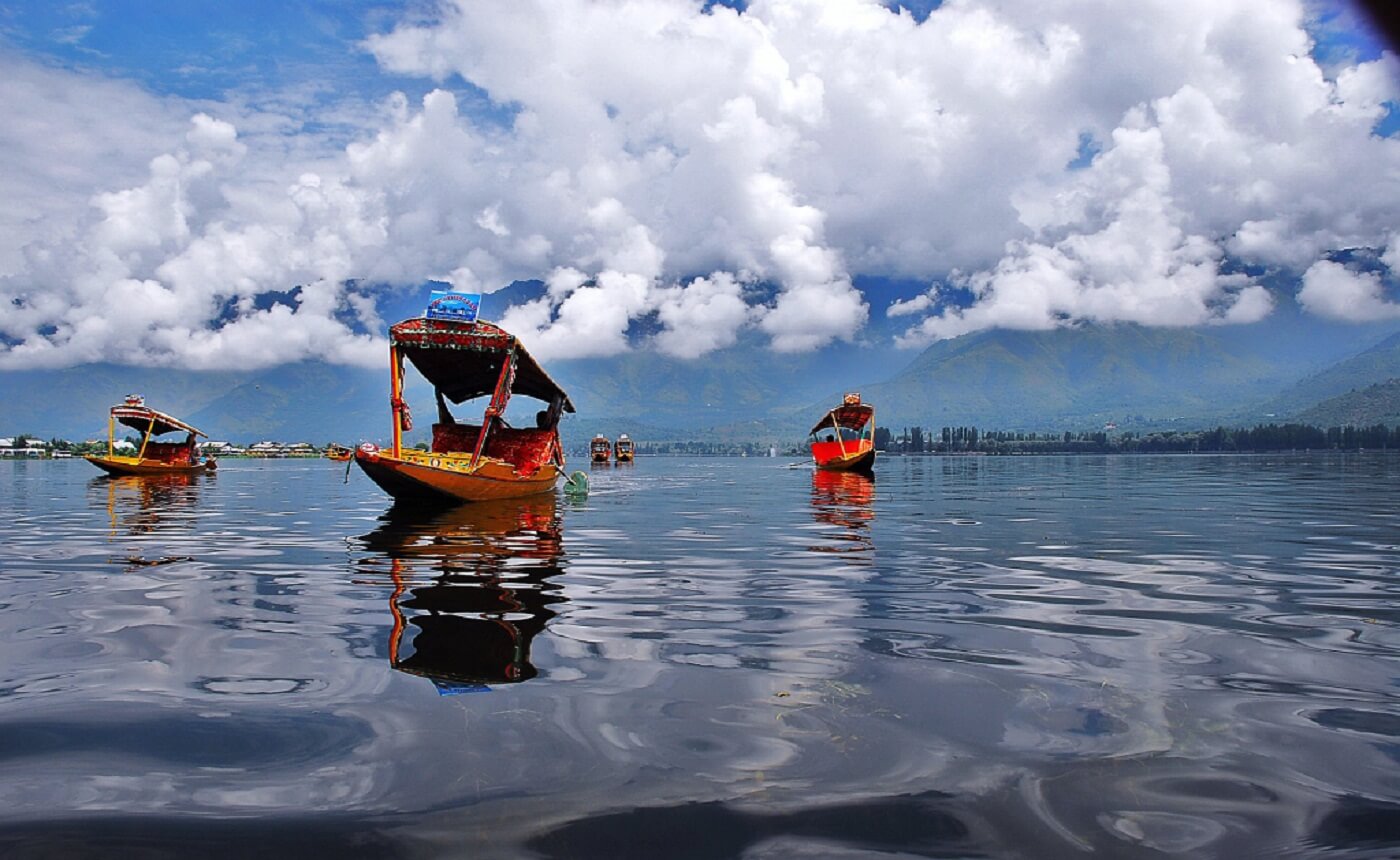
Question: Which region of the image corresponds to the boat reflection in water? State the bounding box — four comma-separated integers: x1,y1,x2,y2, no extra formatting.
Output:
97,472,206,537
809,469,875,558
357,495,566,693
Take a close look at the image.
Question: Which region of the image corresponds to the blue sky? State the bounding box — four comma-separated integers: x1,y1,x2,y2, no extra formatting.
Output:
0,0,1397,369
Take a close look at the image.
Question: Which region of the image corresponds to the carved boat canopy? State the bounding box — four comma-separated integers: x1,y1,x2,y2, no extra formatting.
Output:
389,317,575,412
110,404,206,437
809,402,874,436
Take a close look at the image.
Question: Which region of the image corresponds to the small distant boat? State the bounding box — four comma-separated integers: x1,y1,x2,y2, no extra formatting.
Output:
590,434,612,463
355,313,575,505
614,433,634,463
85,395,217,476
808,393,876,473
325,444,354,462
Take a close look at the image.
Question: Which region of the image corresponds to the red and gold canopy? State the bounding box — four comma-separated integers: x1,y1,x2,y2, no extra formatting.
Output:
809,397,874,436
389,317,575,411
110,404,205,437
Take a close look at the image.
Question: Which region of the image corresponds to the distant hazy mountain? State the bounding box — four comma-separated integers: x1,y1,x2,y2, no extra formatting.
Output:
551,334,906,432
840,310,1400,432
186,363,385,444
846,324,1290,431
4,285,1399,444
483,276,916,441
0,364,251,442
1265,332,1400,418
1295,377,1400,427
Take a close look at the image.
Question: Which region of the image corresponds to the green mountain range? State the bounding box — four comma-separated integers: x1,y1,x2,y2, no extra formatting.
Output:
1262,332,1400,418
4,311,1400,445
1296,377,1400,427
848,325,1286,431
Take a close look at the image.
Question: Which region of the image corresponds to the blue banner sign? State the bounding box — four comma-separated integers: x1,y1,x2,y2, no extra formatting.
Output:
426,290,482,322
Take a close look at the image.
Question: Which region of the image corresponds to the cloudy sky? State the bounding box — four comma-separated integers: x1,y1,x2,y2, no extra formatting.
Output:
0,0,1396,370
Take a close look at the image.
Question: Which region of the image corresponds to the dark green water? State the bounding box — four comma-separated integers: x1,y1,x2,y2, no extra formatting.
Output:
1,453,1398,858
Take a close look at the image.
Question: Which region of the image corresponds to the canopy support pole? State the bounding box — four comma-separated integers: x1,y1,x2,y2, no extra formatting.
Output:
107,414,114,458
390,345,403,458
137,418,154,461
387,559,406,667
471,350,516,469
832,412,848,458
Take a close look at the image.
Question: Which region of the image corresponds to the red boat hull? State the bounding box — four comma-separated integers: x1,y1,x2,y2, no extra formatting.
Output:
810,440,875,472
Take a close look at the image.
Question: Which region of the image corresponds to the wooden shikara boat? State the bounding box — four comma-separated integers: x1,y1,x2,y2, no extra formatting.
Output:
325,444,353,461
614,434,634,463
590,434,612,463
85,396,216,476
355,316,575,505
808,393,876,473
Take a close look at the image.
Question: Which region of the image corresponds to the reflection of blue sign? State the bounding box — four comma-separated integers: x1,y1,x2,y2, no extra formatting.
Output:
431,679,491,696
426,290,482,322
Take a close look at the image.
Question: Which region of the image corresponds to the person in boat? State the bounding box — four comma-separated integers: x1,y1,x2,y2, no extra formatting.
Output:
437,388,565,436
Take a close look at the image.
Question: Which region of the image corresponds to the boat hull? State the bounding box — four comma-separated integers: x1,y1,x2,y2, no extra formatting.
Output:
356,450,561,504
86,455,215,476
811,443,875,473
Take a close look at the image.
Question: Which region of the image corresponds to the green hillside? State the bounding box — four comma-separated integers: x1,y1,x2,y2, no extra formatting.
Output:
187,363,385,444
0,365,253,441
1295,377,1400,427
849,325,1292,431
5,319,1400,444
1265,332,1400,417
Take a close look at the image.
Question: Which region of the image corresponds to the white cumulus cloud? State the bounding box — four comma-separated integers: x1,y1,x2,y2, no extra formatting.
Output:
1298,256,1400,322
0,0,1397,369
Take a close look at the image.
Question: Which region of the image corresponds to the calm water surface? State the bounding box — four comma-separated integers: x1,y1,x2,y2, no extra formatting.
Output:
1,454,1398,858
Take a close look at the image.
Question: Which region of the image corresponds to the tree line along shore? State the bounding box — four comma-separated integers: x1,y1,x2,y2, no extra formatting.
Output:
3,421,1399,460
876,422,1400,454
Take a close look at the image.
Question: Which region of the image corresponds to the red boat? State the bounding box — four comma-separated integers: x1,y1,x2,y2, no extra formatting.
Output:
354,315,575,505
590,435,612,463
808,393,876,473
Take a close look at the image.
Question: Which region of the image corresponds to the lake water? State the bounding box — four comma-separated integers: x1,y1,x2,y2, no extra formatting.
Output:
1,453,1398,858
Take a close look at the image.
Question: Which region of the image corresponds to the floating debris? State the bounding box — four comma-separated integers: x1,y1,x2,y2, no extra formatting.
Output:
118,555,193,567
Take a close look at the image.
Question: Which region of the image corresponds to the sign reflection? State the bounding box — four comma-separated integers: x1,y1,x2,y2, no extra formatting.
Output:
357,497,566,693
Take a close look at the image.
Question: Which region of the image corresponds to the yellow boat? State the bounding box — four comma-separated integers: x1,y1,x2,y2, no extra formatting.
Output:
325,443,354,461
85,395,216,476
355,314,575,505
614,433,635,462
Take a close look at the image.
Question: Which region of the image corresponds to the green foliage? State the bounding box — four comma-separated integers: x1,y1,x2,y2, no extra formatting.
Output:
1270,334,1400,417
887,422,1399,454
1296,377,1400,427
